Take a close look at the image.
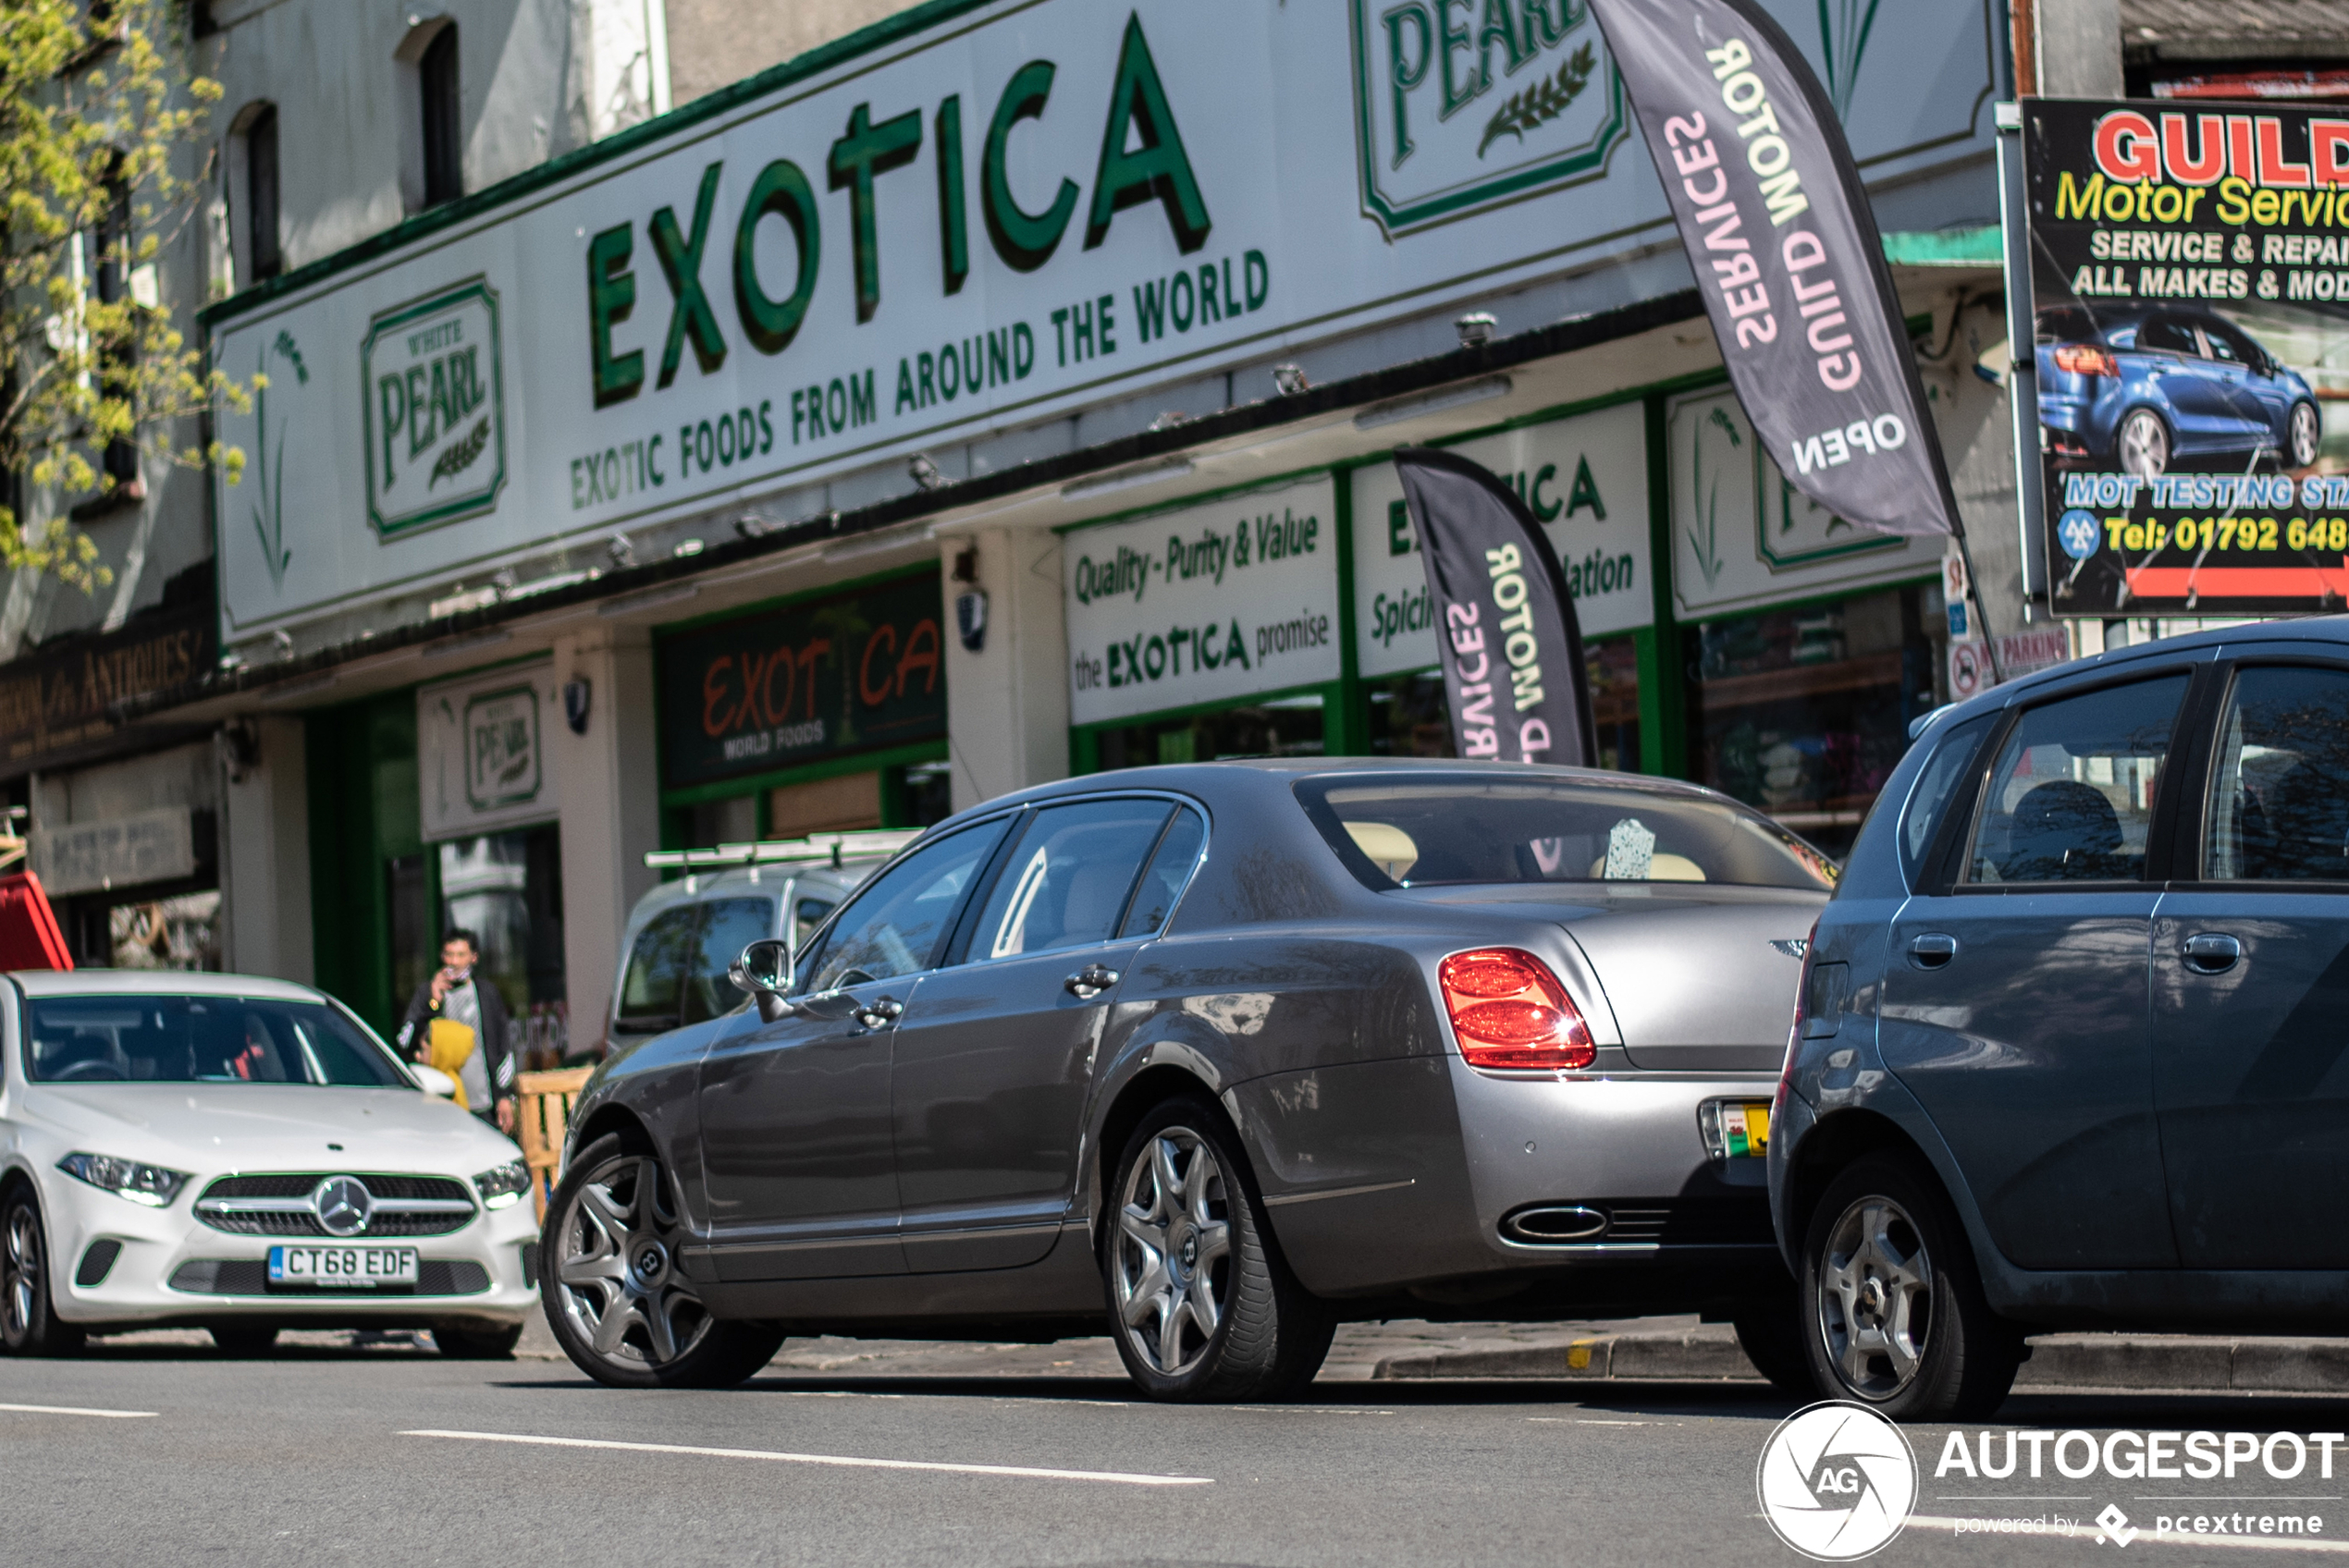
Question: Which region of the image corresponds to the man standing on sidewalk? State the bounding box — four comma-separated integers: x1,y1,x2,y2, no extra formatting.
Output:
395,929,518,1134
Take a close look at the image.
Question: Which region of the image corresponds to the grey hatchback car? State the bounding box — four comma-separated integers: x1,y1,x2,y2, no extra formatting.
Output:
1775,617,2349,1419
545,759,1835,1399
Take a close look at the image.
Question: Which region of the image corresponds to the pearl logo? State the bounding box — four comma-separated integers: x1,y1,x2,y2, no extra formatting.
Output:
1756,1401,1918,1561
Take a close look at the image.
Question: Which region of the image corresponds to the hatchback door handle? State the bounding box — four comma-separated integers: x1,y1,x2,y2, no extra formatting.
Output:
2182,933,2242,974
852,995,904,1029
1064,963,1121,999
1907,933,1958,969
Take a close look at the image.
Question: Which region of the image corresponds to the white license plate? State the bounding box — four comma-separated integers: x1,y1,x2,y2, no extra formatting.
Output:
267,1245,419,1288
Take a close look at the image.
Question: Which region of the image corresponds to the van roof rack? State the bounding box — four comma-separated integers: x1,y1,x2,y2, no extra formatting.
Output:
644,827,924,871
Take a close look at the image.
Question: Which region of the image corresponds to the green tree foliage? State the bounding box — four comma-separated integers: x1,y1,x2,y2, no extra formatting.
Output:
0,0,245,592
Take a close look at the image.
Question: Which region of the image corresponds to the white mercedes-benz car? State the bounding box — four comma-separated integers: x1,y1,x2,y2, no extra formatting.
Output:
0,970,539,1356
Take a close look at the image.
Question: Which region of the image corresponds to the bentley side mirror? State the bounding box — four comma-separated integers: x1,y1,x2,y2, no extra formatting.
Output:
732,937,797,1023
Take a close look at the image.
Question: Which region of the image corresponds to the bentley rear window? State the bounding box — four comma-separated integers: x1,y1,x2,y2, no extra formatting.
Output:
1297,777,1836,892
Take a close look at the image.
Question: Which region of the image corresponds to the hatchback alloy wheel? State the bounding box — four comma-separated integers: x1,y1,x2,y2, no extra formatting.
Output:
2292,401,2323,469
0,1190,80,1356
1818,1194,1934,1398
2118,409,2170,479
1112,1125,1234,1378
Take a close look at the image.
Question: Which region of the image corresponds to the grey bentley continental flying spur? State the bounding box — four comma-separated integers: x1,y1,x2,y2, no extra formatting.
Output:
541,759,1831,1399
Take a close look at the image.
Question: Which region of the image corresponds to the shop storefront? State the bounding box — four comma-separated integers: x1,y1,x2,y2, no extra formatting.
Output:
654,570,953,849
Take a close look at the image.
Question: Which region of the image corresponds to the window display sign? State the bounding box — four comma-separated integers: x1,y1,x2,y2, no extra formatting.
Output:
1064,475,1339,727
1351,400,1652,678
1666,387,1939,618
657,573,945,790
420,660,560,840
2024,99,2349,615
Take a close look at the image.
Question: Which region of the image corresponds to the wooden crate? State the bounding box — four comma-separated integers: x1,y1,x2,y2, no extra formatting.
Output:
514,1067,594,1221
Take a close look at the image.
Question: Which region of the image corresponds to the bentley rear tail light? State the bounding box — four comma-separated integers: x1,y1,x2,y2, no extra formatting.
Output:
1438,949,1594,1071
2051,342,2119,378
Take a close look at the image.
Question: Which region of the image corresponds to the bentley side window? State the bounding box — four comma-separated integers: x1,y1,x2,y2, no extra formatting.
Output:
1119,806,1207,937
616,904,698,1033
966,799,1172,960
798,820,1009,993
1962,675,2188,885
682,898,774,1024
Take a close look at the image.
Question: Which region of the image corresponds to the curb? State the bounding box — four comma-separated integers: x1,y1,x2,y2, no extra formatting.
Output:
1370,1330,2349,1392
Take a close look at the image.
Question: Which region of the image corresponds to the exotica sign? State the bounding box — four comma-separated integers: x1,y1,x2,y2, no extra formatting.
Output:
208,0,1993,644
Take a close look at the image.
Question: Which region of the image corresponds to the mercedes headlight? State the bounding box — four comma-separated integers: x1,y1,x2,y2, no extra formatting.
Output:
473,1159,532,1210
56,1152,190,1207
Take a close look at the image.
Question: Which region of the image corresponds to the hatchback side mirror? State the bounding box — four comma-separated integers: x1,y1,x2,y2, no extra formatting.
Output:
412,1063,458,1098
732,937,797,1022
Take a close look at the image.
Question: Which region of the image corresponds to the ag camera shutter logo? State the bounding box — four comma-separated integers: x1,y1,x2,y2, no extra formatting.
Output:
1756,1401,1919,1561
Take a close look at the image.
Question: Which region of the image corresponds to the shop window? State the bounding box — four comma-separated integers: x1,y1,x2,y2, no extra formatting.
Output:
683,792,757,850
769,769,881,838
240,103,281,281
1096,694,1325,771
387,851,429,1006
438,824,565,1025
1685,585,1940,857
108,891,221,970
418,22,462,208
1368,641,1641,770
894,759,954,827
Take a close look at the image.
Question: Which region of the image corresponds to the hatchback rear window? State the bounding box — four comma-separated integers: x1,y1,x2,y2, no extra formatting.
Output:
1295,777,1836,891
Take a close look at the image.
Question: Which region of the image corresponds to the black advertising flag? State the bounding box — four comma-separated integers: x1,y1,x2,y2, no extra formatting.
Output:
1584,0,1960,538
1395,447,1596,768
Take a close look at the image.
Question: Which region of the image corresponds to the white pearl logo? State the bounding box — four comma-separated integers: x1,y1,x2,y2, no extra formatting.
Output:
1756,1401,1918,1561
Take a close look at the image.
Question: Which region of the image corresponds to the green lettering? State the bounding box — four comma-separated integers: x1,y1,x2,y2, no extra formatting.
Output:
828,102,924,325
1477,0,1528,88
648,161,729,386
1564,456,1603,521
376,374,407,489
1436,0,1477,118
1384,3,1433,170
936,95,969,296
1085,16,1211,253
733,159,820,355
982,61,1080,272
586,223,644,408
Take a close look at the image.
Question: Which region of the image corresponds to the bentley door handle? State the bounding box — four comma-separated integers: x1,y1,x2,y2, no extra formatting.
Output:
852,995,904,1028
1064,963,1121,998
1906,933,1958,970
2181,933,2242,974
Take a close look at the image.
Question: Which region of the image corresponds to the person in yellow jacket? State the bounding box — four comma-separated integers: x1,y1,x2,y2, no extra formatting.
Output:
393,930,518,1133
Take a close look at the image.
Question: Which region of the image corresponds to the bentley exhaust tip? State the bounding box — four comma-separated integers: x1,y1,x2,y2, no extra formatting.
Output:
1501,1205,1608,1243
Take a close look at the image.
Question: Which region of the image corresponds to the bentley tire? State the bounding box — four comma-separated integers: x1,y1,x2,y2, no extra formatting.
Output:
1101,1096,1333,1403
0,1187,81,1357
542,1133,784,1389
1800,1152,2020,1421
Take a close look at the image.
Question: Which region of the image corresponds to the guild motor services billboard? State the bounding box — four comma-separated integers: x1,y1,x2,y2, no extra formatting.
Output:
2026,99,2349,615
207,0,1994,646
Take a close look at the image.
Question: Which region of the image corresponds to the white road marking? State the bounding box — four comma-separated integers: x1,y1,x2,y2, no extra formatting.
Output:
402,1428,1213,1487
0,1402,156,1418
1908,1514,2349,1553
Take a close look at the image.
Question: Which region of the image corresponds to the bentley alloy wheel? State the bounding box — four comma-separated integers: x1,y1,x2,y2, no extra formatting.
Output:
1100,1098,1334,1403
1112,1124,1234,1378
541,1133,784,1389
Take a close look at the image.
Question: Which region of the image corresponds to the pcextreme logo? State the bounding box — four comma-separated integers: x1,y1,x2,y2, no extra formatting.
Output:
1347,0,1627,235
1756,1401,1919,1561
362,277,509,539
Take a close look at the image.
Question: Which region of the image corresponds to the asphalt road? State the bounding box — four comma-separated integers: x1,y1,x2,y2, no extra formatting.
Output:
11,1329,2349,1567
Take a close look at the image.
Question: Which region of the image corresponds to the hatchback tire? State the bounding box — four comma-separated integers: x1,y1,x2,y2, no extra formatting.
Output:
1,1188,82,1357
2291,400,2323,469
1102,1096,1334,1402
1800,1152,2020,1420
433,1322,523,1360
2116,408,2170,479
542,1133,784,1389
1731,1281,1814,1396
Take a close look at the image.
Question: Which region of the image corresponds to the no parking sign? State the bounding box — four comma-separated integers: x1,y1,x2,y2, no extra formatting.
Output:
1949,641,1987,701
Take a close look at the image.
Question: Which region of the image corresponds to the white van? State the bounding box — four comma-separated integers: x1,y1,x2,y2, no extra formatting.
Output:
602,831,918,1056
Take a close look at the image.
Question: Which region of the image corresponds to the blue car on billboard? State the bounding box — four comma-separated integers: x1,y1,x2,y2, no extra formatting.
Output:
2035,303,2321,479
